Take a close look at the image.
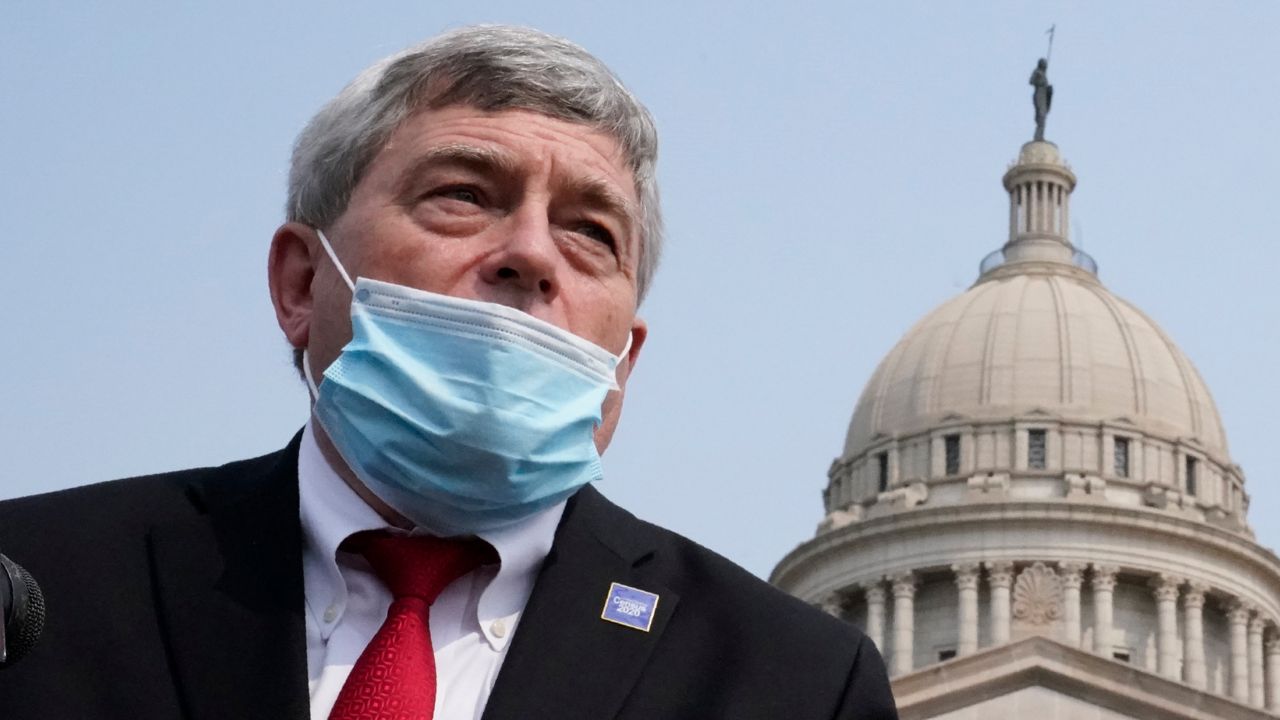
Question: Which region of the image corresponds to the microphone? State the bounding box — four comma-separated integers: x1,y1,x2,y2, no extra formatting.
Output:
0,554,45,667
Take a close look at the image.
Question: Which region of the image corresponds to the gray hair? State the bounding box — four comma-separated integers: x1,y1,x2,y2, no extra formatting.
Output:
287,25,663,301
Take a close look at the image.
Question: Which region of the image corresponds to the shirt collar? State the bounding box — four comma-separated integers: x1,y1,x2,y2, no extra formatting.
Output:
297,418,564,648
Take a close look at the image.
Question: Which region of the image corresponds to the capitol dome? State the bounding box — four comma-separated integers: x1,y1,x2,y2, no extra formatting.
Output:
772,136,1280,719
843,262,1229,461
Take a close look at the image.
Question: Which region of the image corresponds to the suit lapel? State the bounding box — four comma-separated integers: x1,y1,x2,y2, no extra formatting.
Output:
482,486,679,720
149,437,310,720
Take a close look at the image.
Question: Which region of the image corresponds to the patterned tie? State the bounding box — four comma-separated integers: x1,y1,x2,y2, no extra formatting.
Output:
329,531,496,720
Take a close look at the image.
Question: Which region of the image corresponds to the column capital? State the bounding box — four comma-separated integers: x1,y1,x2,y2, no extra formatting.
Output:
890,571,916,599
864,582,887,606
1184,581,1210,608
986,560,1015,589
1228,600,1255,625
1249,614,1267,634
1058,561,1086,589
1151,574,1184,603
952,562,981,591
1091,563,1119,592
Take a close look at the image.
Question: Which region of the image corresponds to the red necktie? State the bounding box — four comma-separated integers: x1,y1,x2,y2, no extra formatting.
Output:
329,531,496,720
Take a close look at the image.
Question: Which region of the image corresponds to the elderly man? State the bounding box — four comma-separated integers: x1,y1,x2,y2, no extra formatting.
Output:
0,26,895,720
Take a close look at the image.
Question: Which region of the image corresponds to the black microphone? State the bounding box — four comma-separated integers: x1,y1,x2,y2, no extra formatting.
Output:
0,554,45,667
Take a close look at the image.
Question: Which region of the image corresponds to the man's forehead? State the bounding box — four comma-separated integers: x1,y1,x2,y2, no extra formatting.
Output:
391,106,631,179
385,107,639,213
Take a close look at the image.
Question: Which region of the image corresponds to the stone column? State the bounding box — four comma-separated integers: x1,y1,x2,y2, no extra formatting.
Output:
1091,564,1119,656
953,563,980,656
1151,574,1182,679
1250,614,1266,707
1228,601,1251,703
864,582,886,653
890,572,917,677
1059,562,1085,648
1183,582,1208,689
987,561,1014,646
1008,186,1017,238
1267,633,1280,713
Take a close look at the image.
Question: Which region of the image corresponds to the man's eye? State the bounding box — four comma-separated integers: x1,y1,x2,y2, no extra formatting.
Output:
575,222,615,248
436,187,481,204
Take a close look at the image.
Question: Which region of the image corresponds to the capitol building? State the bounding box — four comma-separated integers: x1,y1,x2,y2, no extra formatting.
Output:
770,124,1280,717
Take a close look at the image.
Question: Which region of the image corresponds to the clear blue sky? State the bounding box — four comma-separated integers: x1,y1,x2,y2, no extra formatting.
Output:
3,2,1277,578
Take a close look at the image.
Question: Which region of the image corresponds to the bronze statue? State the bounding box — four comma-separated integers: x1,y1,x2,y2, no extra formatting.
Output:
1030,58,1052,141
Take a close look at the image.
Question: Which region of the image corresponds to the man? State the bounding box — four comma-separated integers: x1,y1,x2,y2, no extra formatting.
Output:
0,26,896,719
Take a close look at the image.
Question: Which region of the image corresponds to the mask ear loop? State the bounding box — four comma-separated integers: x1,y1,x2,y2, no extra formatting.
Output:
303,229,357,400
605,331,635,392
618,331,634,362
303,349,320,399
315,229,356,292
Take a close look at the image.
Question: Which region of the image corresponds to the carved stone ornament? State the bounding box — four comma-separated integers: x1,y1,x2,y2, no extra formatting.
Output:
1184,581,1209,609
890,572,917,599
1012,562,1064,626
986,561,1015,589
863,583,887,606
1266,636,1280,657
1057,562,1086,590
1150,574,1184,603
1091,564,1119,593
1227,601,1253,626
817,591,847,618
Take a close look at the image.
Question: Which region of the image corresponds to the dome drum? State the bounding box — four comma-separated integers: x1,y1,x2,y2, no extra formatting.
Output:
821,415,1248,536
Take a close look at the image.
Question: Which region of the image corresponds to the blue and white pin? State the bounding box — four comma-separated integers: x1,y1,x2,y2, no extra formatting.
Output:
601,582,659,632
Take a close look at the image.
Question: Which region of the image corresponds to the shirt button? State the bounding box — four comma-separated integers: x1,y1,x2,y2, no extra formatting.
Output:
490,618,507,638
323,605,338,624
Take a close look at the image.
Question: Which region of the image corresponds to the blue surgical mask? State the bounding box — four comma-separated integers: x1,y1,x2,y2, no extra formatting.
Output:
304,229,632,536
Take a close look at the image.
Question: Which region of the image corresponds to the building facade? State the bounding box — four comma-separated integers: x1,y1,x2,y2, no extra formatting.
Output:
770,138,1280,719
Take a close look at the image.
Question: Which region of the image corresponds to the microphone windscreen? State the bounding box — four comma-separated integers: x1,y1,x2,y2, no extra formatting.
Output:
1,556,45,667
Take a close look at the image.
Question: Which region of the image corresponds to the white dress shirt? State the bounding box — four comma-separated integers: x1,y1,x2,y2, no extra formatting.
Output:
298,420,564,720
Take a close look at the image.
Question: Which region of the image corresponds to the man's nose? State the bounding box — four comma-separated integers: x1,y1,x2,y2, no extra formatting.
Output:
478,207,559,304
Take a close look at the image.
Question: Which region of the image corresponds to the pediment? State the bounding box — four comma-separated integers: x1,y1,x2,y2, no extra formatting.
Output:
892,636,1270,720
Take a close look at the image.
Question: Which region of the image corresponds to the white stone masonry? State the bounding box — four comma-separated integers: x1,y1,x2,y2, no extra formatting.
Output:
1183,582,1208,689
864,582,886,653
1228,602,1251,703
891,572,916,677
1059,562,1085,648
1091,564,1119,656
1152,574,1183,679
987,561,1014,646
953,563,981,656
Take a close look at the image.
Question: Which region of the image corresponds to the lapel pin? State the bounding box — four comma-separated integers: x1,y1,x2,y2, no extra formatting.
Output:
600,582,659,632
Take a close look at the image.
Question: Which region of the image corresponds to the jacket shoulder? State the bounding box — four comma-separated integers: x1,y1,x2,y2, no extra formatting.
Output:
0,446,294,540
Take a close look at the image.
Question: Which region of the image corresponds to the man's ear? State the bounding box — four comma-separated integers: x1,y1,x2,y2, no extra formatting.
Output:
267,222,317,351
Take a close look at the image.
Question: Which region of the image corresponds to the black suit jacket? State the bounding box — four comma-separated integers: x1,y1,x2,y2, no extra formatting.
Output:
0,436,896,719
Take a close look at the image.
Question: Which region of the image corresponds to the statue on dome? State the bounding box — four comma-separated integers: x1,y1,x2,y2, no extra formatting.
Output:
1030,57,1053,142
